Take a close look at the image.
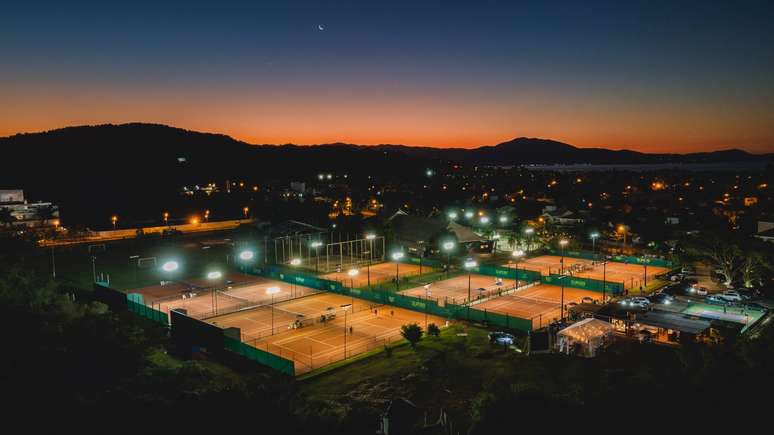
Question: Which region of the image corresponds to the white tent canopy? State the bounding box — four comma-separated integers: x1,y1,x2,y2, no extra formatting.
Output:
557,318,614,357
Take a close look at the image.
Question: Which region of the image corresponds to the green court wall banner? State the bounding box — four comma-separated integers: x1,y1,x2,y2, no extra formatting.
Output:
466,263,541,283
399,256,444,269
223,336,294,376
541,274,623,295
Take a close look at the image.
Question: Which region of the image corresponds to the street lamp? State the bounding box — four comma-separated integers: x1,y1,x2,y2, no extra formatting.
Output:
161,261,179,272
442,241,455,277
347,268,359,289
464,211,474,220
512,249,525,288
290,258,302,267
239,250,255,261
111,215,118,229
392,252,404,291
557,275,568,321
448,212,458,220
499,216,508,224
163,212,169,226
559,239,569,274
243,206,249,218
601,261,608,302
206,271,222,280
590,232,600,258
266,286,281,335
479,216,490,225
365,234,376,288
617,225,627,247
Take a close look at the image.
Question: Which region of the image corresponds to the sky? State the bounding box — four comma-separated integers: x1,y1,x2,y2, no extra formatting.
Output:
1,0,773,153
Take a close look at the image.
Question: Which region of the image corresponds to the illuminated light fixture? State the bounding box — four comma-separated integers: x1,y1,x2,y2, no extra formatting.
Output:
239,250,255,261
464,259,478,269
310,241,323,248
559,239,569,247
365,233,376,240
347,268,359,277
448,212,458,220
464,211,474,219
512,250,525,258
392,252,405,261
266,286,281,295
290,258,302,266
207,271,222,280
443,241,455,251
524,227,535,235
480,216,490,224
161,261,179,272
499,216,508,223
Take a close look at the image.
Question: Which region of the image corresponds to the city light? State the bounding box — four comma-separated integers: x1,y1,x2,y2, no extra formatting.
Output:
161,261,179,272
207,271,222,280
239,250,255,261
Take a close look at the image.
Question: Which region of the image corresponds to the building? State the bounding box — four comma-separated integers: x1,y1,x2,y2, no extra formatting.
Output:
0,189,60,228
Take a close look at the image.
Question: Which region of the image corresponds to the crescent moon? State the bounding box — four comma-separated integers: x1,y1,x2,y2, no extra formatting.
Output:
318,24,325,31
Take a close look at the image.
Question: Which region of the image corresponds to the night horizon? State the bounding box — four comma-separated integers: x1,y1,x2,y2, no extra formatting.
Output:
2,0,773,153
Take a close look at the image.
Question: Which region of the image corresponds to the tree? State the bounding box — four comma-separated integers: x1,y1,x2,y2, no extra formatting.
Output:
427,323,440,337
400,323,423,348
740,252,766,288
704,243,742,286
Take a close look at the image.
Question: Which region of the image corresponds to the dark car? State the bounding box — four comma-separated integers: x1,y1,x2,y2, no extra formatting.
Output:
648,293,674,305
488,331,515,346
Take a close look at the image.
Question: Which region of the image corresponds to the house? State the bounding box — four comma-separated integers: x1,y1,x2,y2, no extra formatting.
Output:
0,189,59,228
541,208,584,226
388,213,449,256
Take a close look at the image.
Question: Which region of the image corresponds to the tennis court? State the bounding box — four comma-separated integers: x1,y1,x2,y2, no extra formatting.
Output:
132,273,322,319
400,273,518,305
510,255,668,290
475,284,603,329
210,292,448,374
321,261,434,288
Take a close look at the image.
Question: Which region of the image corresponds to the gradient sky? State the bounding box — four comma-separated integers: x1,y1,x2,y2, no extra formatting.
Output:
1,0,773,152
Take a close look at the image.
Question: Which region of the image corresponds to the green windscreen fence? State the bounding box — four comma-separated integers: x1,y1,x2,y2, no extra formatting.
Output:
224,336,295,376
467,263,542,283
541,274,624,295
127,293,169,326
546,248,673,268
399,256,444,269
250,265,345,292
449,303,533,332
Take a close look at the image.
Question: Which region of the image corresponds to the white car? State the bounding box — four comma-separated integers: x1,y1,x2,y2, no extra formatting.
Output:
719,290,742,302
630,297,651,305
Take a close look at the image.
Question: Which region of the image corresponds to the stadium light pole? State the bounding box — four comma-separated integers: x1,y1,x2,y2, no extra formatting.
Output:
289,258,301,296
366,233,376,288
524,227,535,253
558,275,568,321
512,249,525,288
163,211,169,226
601,261,608,302
443,241,455,277
311,241,323,272
266,286,281,335
590,232,600,258
559,239,569,274
111,215,118,230
348,268,359,305
464,259,478,318
392,252,404,291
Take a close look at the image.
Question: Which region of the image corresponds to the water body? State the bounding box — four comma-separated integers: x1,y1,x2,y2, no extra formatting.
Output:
522,162,770,172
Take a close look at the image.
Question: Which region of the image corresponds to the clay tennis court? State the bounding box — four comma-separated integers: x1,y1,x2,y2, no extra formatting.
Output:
321,261,435,288
400,273,520,305
211,292,448,374
475,284,603,329
132,273,321,319
508,255,668,290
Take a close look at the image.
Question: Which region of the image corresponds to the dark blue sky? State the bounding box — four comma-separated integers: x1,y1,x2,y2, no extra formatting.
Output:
2,0,773,151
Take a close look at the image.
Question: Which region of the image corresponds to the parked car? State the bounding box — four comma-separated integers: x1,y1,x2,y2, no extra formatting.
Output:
719,290,743,302
489,331,515,346
688,285,707,296
581,296,595,304
706,295,726,304
619,298,649,310
649,293,674,305
630,297,651,305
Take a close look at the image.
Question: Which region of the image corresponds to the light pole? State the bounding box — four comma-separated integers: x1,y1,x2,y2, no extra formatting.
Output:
618,225,627,248
163,212,169,226
91,255,97,282
243,206,249,219
443,241,455,277
558,275,568,321
392,252,404,291
425,286,432,328
366,234,376,288
601,261,608,302
348,268,359,305
266,286,280,335
289,258,301,296
311,241,323,272
512,249,524,288
643,263,648,293
342,303,352,358
464,259,477,316
524,227,534,253
111,215,117,230
559,239,569,274
590,232,599,258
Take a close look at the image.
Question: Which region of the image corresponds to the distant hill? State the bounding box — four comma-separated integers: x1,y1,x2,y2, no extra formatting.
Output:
1,123,770,226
